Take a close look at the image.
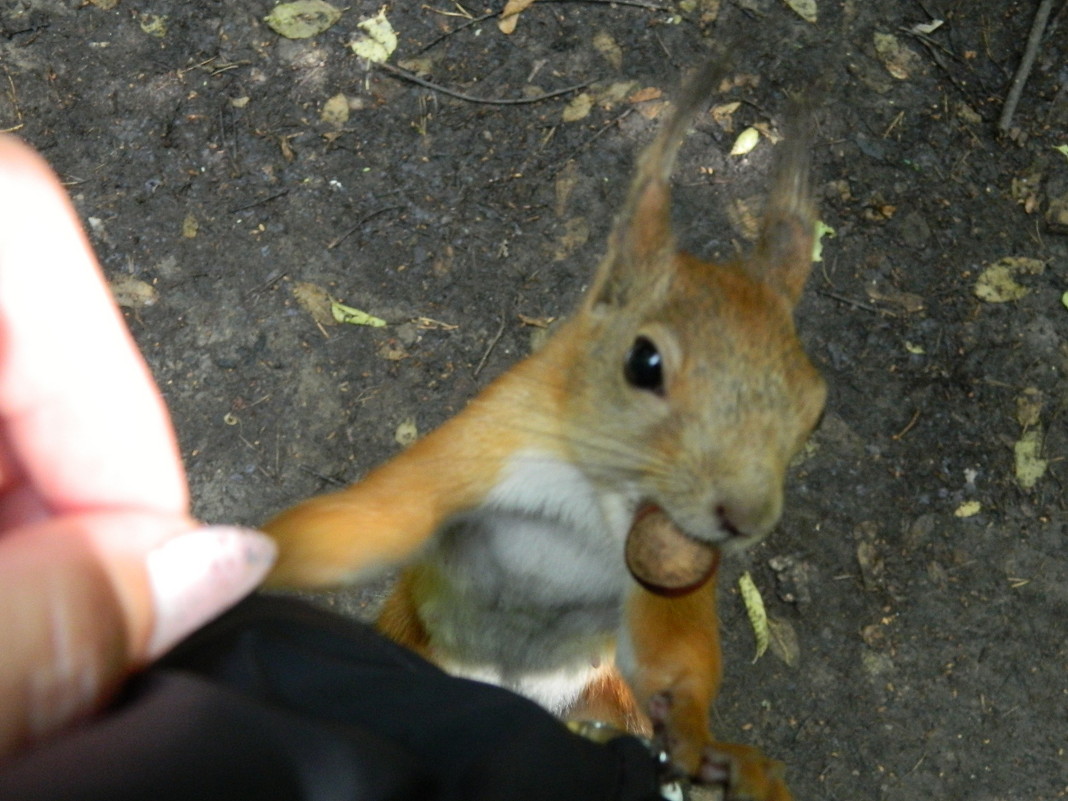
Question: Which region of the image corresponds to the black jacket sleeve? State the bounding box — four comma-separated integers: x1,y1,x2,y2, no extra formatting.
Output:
0,594,665,801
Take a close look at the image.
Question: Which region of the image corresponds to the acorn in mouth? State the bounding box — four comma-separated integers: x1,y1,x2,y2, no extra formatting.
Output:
624,506,720,596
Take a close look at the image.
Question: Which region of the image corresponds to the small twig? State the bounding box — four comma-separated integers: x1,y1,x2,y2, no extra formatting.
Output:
545,0,671,10
298,464,348,487
474,312,508,378
374,61,593,106
327,204,404,249
892,409,921,441
229,189,289,214
815,288,883,314
244,269,287,299
999,0,1056,133
0,66,24,133
417,11,496,54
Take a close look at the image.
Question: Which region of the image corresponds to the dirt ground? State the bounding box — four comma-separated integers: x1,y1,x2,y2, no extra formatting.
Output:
4,0,1067,798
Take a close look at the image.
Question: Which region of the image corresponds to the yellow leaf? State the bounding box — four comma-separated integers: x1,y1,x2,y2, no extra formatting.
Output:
562,93,593,123
974,257,1045,302
739,572,769,662
139,13,167,38
730,126,760,156
181,213,199,239
784,0,817,23
1014,428,1048,490
954,500,981,518
812,219,835,262
350,7,397,63
331,301,386,327
265,0,341,39
394,417,418,446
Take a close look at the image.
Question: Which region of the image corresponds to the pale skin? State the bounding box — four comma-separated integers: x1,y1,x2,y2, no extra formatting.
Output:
0,136,275,761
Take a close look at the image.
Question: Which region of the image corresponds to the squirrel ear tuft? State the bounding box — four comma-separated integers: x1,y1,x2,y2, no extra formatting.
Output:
585,59,730,311
748,100,818,305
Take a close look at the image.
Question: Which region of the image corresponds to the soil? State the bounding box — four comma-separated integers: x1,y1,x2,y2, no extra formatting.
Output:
4,1,1067,799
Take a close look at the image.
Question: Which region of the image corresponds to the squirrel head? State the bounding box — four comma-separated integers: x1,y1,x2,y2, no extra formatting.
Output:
560,60,827,551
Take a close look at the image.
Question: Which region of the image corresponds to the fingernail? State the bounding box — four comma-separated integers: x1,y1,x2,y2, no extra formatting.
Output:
144,526,276,659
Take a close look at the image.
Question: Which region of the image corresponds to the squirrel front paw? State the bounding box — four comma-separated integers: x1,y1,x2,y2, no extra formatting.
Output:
648,692,793,801
696,742,792,801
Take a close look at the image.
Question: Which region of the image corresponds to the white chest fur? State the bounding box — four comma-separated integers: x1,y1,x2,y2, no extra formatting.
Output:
415,450,636,714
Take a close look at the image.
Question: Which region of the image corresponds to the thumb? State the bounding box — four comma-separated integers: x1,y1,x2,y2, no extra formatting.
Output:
0,514,275,759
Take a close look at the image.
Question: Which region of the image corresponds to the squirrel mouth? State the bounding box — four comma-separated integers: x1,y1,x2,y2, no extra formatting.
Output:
624,505,720,596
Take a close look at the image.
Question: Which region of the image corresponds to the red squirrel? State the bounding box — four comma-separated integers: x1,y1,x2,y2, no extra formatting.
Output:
264,60,826,800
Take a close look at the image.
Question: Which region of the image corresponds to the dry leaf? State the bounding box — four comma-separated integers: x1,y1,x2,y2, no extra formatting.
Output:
110,274,158,308
499,0,537,34
1015,428,1048,490
874,33,922,80
627,86,663,104
954,500,981,518
596,81,639,109
635,100,668,121
377,340,409,360
562,93,593,123
710,101,741,131
593,31,623,70
974,257,1045,303
394,417,418,447
1015,388,1043,427
351,7,397,63
291,281,336,327
181,213,199,239
321,93,349,127
265,1,341,39
397,57,433,77
518,313,555,328
784,0,817,23
767,617,800,667
856,540,883,590
139,13,167,38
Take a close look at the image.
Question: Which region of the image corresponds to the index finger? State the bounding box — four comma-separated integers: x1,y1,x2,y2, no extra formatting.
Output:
0,136,187,519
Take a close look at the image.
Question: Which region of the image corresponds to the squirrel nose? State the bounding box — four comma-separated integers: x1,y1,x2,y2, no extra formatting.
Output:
713,482,782,541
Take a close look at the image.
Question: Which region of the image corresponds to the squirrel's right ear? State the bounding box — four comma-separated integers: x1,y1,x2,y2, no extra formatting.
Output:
747,99,818,305
584,59,729,312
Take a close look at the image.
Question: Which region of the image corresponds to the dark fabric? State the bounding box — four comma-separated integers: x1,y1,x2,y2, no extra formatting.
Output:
0,594,665,801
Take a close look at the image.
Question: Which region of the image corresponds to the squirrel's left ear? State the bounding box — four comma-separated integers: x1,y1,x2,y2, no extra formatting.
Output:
584,60,730,313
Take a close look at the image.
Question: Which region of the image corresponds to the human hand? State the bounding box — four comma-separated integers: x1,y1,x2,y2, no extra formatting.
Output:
0,136,276,760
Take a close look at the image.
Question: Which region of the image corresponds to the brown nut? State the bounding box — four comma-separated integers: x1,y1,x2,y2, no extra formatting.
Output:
625,507,719,596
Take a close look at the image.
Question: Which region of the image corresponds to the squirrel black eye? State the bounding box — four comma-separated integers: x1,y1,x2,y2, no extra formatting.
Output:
624,336,664,394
